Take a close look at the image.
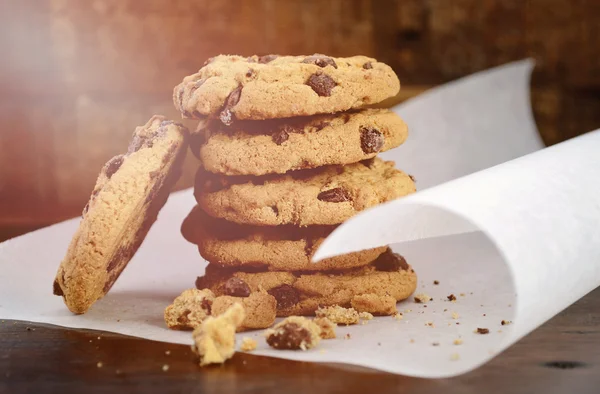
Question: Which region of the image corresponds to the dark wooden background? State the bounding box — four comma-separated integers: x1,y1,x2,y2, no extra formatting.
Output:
1,0,599,240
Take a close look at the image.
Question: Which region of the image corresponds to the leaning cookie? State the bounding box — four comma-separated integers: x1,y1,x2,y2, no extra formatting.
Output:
173,54,400,121
194,157,415,226
196,249,417,316
181,205,387,271
193,109,408,176
53,116,189,314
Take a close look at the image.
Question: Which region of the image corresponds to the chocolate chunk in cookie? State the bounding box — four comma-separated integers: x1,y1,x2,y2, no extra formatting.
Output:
265,316,321,350
360,126,385,153
306,73,337,97
223,277,251,297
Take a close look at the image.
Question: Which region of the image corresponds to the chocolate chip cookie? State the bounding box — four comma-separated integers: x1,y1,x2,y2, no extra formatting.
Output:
195,249,417,316
181,205,387,271
194,157,415,226
53,116,189,314
173,54,400,121
193,109,408,176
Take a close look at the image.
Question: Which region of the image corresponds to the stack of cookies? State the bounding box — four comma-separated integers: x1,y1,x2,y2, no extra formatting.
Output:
175,54,418,325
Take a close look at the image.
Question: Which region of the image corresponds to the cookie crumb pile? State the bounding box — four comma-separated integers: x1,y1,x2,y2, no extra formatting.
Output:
179,54,418,320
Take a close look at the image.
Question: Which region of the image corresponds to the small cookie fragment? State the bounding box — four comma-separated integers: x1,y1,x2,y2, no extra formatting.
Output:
414,293,431,303
453,338,463,345
164,289,215,330
447,294,457,301
315,305,360,325
192,303,245,366
240,337,257,352
211,292,277,331
351,293,397,315
476,328,490,334
501,320,511,326
265,316,321,350
313,317,337,339
359,312,373,321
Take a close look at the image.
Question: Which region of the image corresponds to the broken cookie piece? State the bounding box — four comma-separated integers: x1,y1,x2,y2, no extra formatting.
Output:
212,291,277,331
315,305,359,325
313,317,336,339
192,303,245,366
351,293,397,315
240,337,257,352
164,288,215,330
265,316,321,350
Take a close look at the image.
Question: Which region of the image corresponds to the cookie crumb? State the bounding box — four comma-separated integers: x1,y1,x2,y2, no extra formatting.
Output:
476,328,490,334
344,333,351,340
404,309,412,313
432,342,440,347
162,364,169,372
410,339,415,344
501,320,512,325
315,305,359,325
393,313,403,321
433,280,440,285
314,317,336,339
266,316,321,350
97,362,103,368
240,337,257,352
97,336,101,340
450,353,460,361
425,321,434,327
447,294,457,302
192,303,245,366
452,312,459,319
453,338,463,345
359,312,373,321
165,350,171,355
460,293,466,297
414,293,432,303
165,288,215,330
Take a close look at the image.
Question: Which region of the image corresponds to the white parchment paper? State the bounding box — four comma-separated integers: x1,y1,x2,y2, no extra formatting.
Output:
1,60,598,377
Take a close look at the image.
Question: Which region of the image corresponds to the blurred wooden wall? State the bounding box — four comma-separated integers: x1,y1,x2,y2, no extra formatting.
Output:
0,0,599,237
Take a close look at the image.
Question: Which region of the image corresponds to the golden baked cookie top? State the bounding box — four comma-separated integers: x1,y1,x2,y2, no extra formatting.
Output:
173,54,400,121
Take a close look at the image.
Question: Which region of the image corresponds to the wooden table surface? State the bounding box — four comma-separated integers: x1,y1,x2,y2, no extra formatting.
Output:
2,287,599,394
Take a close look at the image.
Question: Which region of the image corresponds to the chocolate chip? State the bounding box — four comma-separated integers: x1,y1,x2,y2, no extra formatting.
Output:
105,155,124,179
266,322,312,350
360,126,384,153
447,294,457,301
363,62,373,69
302,54,338,69
272,128,289,145
306,73,337,97
317,187,350,203
268,284,299,310
224,277,251,297
201,298,212,314
258,54,278,64
360,158,376,168
373,250,409,271
219,86,242,126
245,69,254,78
53,279,63,296
476,328,490,334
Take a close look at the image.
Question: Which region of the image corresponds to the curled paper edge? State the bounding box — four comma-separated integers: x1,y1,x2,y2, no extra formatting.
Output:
313,130,600,376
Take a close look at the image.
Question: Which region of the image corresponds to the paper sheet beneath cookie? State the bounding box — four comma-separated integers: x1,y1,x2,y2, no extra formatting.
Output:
1,60,599,378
